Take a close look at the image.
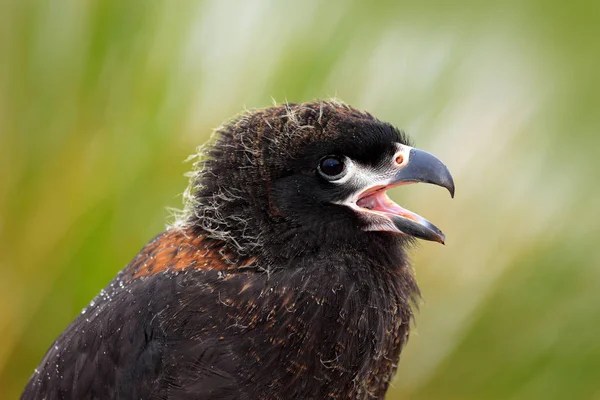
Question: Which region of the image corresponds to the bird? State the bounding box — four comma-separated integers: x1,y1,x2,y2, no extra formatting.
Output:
22,100,454,400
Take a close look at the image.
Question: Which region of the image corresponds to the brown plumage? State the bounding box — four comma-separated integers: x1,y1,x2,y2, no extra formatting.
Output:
22,101,454,399
125,229,256,280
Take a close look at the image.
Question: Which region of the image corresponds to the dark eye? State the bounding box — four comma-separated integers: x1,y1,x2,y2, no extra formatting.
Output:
318,156,346,180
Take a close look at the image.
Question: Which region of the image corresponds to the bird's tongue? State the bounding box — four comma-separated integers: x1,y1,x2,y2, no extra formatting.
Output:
356,190,422,222
353,184,447,243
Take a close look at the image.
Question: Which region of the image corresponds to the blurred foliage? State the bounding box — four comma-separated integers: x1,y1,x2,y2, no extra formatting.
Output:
1,0,599,399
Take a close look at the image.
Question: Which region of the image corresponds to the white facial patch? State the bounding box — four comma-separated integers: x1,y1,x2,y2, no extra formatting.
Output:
330,143,415,232
334,143,413,199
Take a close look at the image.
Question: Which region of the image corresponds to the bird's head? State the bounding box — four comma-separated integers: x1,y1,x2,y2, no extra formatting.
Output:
180,101,454,263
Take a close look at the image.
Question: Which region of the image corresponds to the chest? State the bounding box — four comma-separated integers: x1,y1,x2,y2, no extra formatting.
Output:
223,268,414,399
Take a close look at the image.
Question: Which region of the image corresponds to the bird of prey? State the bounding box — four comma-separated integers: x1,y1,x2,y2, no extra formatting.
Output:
22,101,454,400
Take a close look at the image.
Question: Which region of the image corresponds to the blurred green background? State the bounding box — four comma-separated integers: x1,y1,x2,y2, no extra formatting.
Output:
1,0,599,399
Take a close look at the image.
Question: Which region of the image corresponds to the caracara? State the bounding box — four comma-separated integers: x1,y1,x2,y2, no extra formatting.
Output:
23,101,454,400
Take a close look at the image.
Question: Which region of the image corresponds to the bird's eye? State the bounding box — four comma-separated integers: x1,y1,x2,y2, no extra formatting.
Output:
318,156,347,180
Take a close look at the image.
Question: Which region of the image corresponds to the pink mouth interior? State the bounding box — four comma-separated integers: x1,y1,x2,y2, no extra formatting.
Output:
356,188,421,222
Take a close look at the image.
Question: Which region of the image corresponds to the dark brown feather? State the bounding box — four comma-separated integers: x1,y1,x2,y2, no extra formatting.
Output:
124,228,256,280
22,101,424,400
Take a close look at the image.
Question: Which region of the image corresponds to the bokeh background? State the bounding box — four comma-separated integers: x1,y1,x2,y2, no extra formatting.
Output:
1,0,599,399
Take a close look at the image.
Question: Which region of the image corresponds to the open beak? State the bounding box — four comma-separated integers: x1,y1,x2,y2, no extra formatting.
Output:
354,146,454,244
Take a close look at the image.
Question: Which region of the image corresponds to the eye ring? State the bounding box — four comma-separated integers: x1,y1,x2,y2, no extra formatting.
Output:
318,155,347,181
